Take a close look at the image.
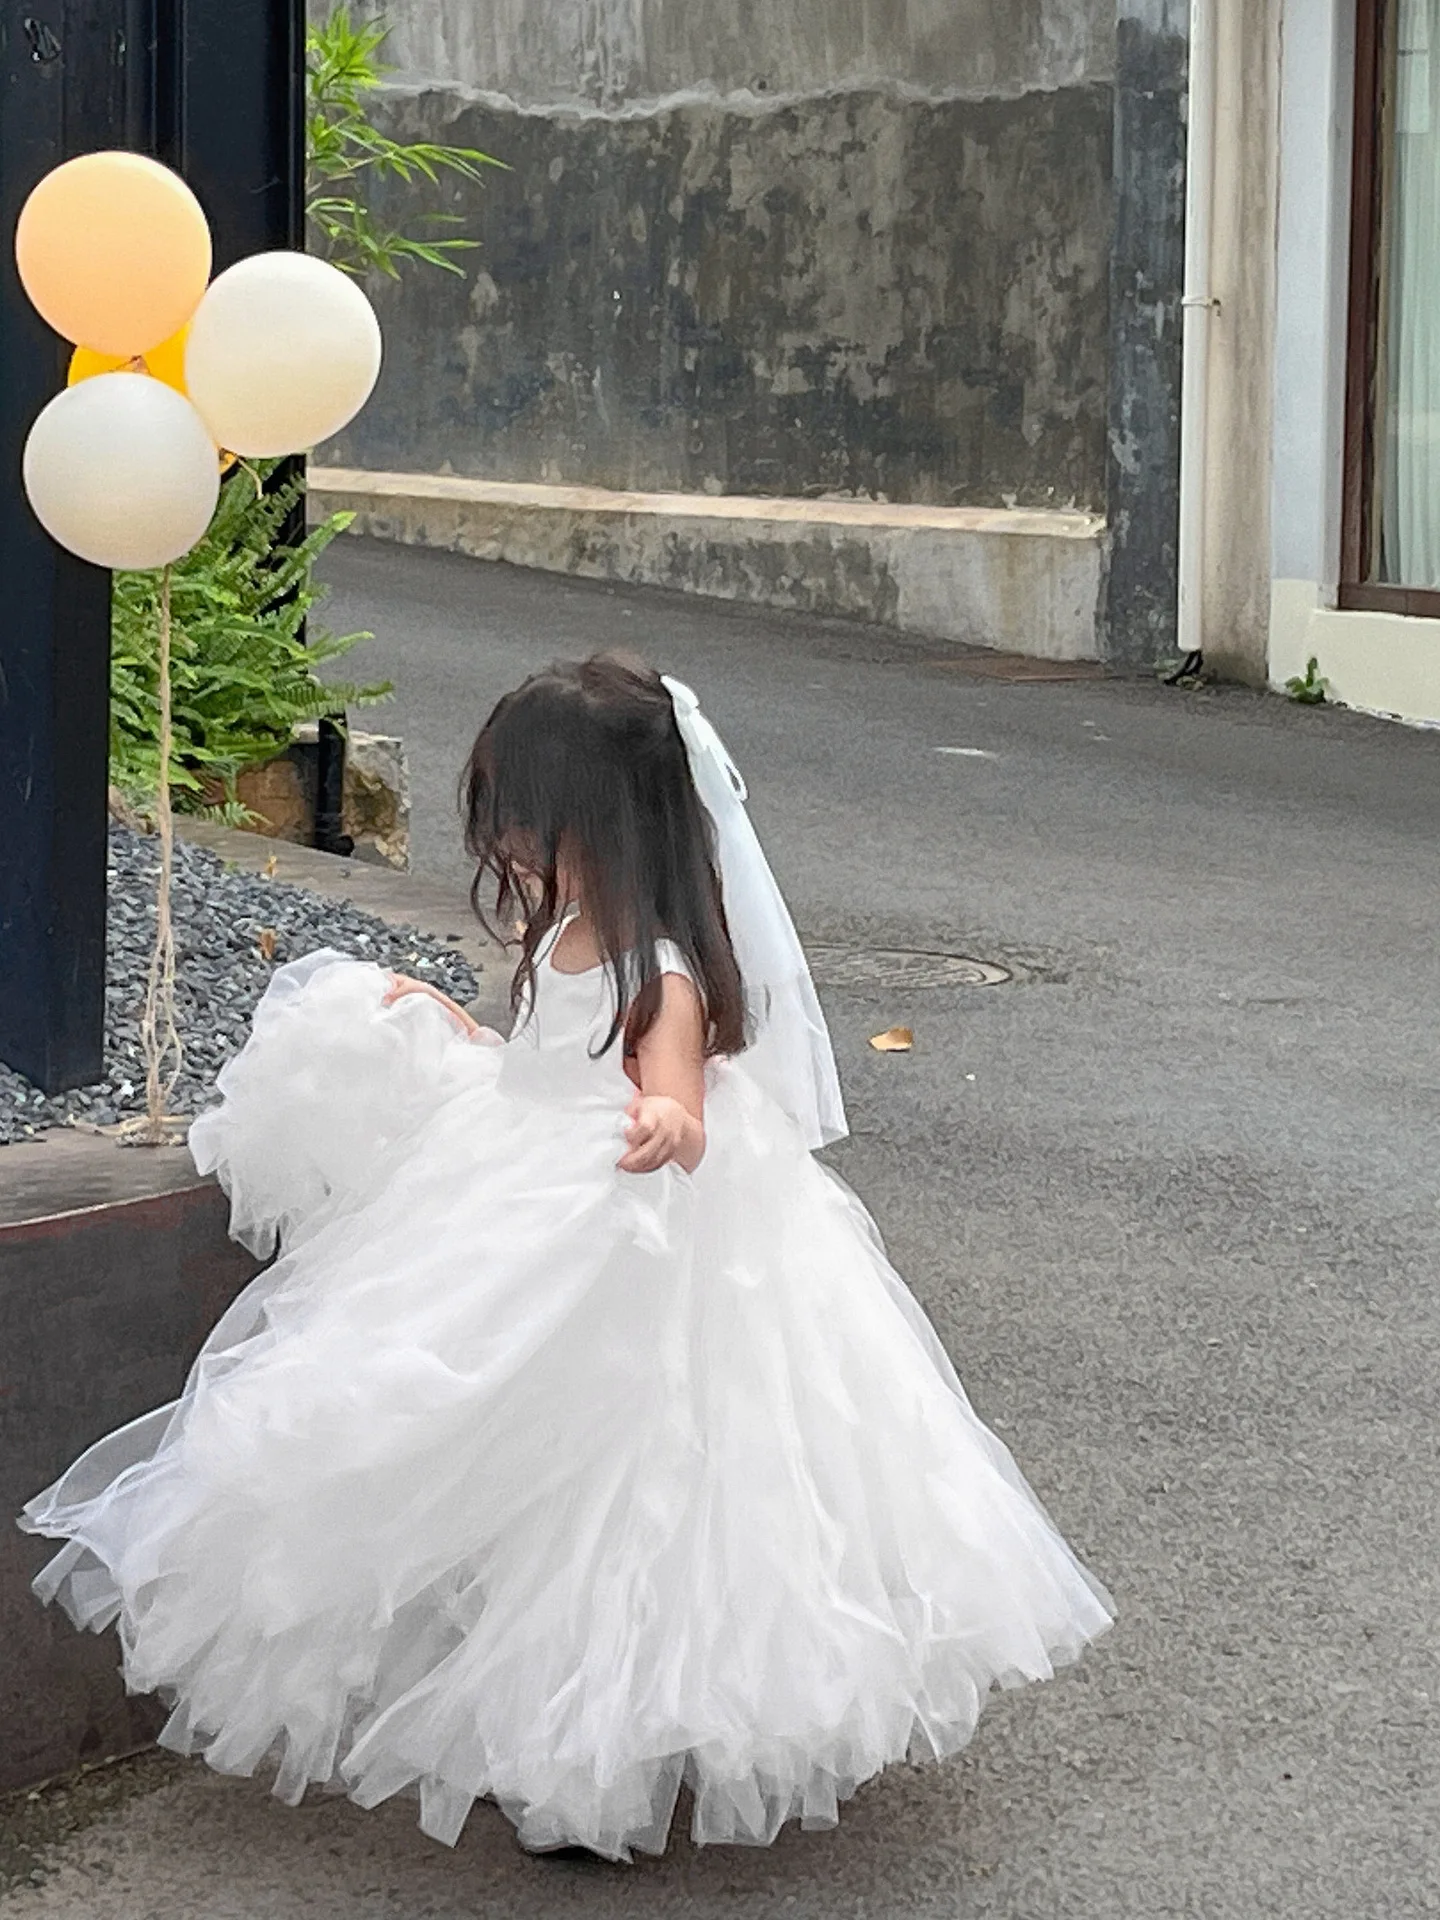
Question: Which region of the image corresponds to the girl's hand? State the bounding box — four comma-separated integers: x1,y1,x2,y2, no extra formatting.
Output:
619,1092,703,1174
382,972,482,1038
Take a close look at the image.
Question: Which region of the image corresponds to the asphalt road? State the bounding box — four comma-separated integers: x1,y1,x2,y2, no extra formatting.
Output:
6,541,1438,1919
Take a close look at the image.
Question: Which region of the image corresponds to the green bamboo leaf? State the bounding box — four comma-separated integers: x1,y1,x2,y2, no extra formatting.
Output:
303,3,502,282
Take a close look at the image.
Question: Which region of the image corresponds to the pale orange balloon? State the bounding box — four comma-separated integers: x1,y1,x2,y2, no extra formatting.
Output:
16,151,211,357
69,325,190,395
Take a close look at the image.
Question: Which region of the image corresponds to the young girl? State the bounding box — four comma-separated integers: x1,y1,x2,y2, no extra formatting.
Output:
22,654,1112,1861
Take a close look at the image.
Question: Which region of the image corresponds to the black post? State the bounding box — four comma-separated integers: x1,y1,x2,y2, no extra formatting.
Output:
314,717,352,857
0,0,306,1094
165,0,304,270
0,2,149,1093
180,0,350,858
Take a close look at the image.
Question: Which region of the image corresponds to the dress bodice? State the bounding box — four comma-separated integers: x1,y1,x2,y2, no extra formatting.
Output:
499,930,694,1110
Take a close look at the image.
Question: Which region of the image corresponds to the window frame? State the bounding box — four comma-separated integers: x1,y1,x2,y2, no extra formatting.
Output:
1338,0,1440,614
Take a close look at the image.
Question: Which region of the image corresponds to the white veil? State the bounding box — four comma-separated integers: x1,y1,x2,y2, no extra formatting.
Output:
662,676,847,1151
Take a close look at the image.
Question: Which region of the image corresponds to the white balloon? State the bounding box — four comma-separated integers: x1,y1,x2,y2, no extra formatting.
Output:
184,252,382,457
23,374,220,570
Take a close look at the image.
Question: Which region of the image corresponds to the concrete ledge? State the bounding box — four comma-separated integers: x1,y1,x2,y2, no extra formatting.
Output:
312,469,1107,661
1,1140,260,1793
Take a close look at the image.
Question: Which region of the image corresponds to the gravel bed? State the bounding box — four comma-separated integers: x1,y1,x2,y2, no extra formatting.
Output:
0,827,479,1146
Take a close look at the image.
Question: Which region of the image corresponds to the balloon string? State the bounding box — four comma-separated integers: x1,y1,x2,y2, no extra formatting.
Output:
134,562,184,1143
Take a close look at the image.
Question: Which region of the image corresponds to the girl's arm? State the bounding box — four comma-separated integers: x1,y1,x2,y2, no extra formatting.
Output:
619,974,707,1175
382,973,486,1039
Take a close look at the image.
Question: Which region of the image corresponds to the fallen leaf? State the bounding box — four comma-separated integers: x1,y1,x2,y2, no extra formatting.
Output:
869,1027,914,1053
257,927,278,962
262,854,279,879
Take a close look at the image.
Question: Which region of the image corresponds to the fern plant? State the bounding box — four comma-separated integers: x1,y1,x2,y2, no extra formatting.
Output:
111,464,391,812
306,5,503,279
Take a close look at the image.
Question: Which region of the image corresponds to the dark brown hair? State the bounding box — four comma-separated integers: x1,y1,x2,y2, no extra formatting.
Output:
461,652,747,1058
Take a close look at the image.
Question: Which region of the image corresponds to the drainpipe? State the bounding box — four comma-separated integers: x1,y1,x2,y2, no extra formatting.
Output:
1177,0,1219,666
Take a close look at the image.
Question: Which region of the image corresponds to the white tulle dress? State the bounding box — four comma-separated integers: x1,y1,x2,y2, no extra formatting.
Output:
22,938,1112,1859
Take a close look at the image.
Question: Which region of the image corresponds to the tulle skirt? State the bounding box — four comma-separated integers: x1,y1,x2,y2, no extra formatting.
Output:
21,953,1112,1858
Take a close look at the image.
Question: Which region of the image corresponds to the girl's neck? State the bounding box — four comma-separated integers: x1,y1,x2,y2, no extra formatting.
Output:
549,907,601,976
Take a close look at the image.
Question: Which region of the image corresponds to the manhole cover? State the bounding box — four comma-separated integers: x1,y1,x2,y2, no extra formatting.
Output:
806,947,1012,990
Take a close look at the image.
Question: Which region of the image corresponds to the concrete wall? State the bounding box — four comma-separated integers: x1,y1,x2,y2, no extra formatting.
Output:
1101,0,1187,666
326,0,1116,511
1199,0,1280,685
374,0,1113,106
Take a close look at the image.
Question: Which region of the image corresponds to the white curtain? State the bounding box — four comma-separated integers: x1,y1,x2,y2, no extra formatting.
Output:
1381,0,1440,585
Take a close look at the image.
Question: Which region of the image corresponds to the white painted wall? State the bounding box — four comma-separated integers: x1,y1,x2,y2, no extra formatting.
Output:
1270,581,1440,726
1269,0,1353,589
1262,1,1440,726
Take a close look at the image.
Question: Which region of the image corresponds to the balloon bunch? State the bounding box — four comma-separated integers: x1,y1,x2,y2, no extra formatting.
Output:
15,150,383,1143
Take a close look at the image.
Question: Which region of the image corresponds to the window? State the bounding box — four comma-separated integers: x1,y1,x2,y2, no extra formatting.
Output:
1342,0,1440,612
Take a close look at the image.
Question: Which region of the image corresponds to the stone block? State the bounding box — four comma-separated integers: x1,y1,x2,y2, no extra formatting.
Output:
198,731,411,871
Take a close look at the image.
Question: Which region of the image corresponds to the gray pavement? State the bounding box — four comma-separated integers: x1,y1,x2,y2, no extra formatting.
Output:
5,542,1439,1917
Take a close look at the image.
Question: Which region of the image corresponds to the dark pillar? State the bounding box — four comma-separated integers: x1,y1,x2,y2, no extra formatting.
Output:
167,0,305,268
0,0,305,1094
178,2,343,855
1102,1,1189,668
0,2,146,1094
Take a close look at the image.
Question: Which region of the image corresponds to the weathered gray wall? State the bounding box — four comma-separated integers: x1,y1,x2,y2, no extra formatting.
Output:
1101,0,1187,665
375,0,1112,105
327,1,1117,510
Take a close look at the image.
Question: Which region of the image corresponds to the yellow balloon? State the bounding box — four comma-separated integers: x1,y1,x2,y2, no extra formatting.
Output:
16,151,211,358
68,326,190,395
